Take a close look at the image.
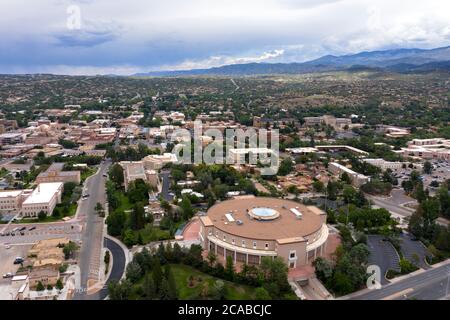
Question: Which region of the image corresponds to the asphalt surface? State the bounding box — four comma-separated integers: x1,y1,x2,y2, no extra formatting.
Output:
74,160,110,299
344,262,450,300
85,237,127,300
367,235,400,285
160,170,174,201
399,233,431,270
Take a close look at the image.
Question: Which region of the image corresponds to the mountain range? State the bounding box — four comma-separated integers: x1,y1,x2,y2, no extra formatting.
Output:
135,46,450,76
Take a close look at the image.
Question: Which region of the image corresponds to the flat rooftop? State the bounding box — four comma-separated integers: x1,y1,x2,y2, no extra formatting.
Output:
206,197,324,241
22,183,63,205
0,190,23,198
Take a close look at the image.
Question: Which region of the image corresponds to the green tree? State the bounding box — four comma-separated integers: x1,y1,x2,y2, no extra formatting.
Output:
36,281,45,291
38,210,47,221
152,259,163,291
313,180,325,193
164,265,178,300
55,279,64,291
63,241,78,259
126,261,143,284
129,202,146,231
225,256,235,281
180,196,194,220
254,287,272,300
109,164,124,188
142,273,156,299
108,279,132,300
278,157,294,176
423,161,433,175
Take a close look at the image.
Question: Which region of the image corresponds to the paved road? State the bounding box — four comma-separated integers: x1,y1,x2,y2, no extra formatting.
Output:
368,195,415,217
74,160,111,299
343,261,450,300
367,235,400,285
369,193,449,226
160,170,173,201
85,237,127,300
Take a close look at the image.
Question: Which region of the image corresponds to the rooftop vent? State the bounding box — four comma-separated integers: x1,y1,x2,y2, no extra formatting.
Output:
290,208,303,219
225,213,235,222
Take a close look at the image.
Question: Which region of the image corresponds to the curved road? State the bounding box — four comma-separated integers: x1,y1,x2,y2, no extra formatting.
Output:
80,238,126,300
86,237,127,300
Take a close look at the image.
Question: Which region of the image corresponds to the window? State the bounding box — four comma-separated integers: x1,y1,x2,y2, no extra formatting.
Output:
223,235,226,242
208,230,212,236
289,251,296,259
242,240,246,248
265,243,269,250
232,239,235,245
253,241,257,249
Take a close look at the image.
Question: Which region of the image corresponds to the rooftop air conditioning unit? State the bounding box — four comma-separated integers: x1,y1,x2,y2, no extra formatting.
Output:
237,220,243,225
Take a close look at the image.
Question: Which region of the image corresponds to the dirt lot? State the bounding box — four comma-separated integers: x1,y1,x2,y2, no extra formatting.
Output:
0,244,31,283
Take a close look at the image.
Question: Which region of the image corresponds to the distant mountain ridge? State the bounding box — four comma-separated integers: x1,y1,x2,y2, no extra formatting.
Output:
135,46,450,76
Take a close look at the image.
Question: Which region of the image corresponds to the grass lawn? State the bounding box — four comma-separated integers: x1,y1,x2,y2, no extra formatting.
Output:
14,203,78,224
170,264,257,300
138,224,171,243
81,167,98,182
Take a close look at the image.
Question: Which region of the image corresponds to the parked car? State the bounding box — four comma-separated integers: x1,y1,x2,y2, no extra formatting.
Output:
28,226,36,231
2,273,14,279
13,257,24,264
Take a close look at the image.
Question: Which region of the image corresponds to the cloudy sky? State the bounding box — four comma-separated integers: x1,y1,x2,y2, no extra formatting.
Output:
0,0,449,75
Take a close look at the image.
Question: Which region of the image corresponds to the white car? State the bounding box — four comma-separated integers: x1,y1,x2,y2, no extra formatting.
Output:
2,272,13,279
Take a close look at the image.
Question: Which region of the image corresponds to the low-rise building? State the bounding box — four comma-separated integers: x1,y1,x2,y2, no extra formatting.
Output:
142,153,178,170
328,162,369,187
362,158,405,171
0,190,29,215
120,161,161,191
21,182,63,217
0,132,26,145
35,163,81,185
400,138,450,160
228,148,276,164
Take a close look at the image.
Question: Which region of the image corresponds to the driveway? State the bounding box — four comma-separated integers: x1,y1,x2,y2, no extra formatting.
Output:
160,170,174,202
399,233,431,270
367,235,400,285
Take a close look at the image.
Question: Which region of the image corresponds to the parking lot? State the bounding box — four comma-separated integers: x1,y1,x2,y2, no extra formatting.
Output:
0,222,82,245
0,244,31,283
399,233,431,269
367,235,400,285
421,160,450,194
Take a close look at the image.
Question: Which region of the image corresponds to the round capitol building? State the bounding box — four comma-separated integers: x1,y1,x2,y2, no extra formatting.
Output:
199,196,329,269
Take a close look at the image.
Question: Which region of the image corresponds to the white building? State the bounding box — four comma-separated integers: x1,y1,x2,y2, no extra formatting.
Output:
363,159,405,171
21,183,63,218
328,162,369,187
0,190,29,215
228,148,276,164
400,138,450,160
